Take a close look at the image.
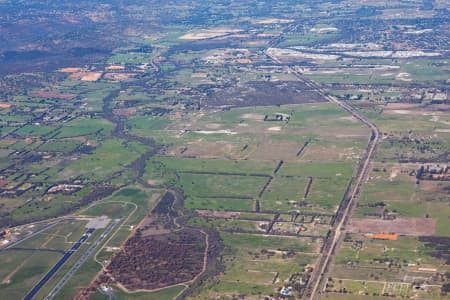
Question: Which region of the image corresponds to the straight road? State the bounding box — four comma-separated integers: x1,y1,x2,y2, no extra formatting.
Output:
265,50,381,300
23,228,95,300
290,70,381,300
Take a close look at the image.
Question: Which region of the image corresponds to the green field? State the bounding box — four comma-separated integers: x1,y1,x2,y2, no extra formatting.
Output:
110,284,185,300
149,156,277,175
185,197,255,211
191,233,317,299
2,1,449,299
0,220,88,299
54,117,114,139
58,139,147,181
180,173,268,199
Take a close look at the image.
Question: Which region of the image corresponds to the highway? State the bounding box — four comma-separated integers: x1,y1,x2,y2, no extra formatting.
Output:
23,228,95,300
45,219,119,300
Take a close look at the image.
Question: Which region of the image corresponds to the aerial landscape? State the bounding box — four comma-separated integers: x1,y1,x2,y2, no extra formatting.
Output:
0,0,449,299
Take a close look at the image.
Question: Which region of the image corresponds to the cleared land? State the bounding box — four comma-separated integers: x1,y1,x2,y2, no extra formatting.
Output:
347,218,436,236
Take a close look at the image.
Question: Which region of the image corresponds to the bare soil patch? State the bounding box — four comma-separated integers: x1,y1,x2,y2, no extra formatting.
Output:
385,103,423,110
196,210,240,218
69,72,85,80
338,116,358,123
240,113,265,121
0,103,12,109
81,72,102,81
194,129,237,135
180,28,242,40
172,141,241,159
202,48,251,65
113,107,137,117
250,139,300,160
252,18,294,24
105,65,125,71
348,217,436,236
302,144,360,161
236,58,251,64
147,179,162,185
103,72,136,81
30,90,76,100
138,216,171,236
383,103,450,117
59,67,84,73
191,72,208,78
268,48,339,62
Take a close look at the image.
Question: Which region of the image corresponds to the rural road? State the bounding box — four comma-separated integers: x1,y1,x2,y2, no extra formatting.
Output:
290,72,381,300
305,82,381,300
265,50,382,300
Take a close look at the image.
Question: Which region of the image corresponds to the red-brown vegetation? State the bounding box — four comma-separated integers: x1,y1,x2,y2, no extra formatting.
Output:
103,228,206,291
